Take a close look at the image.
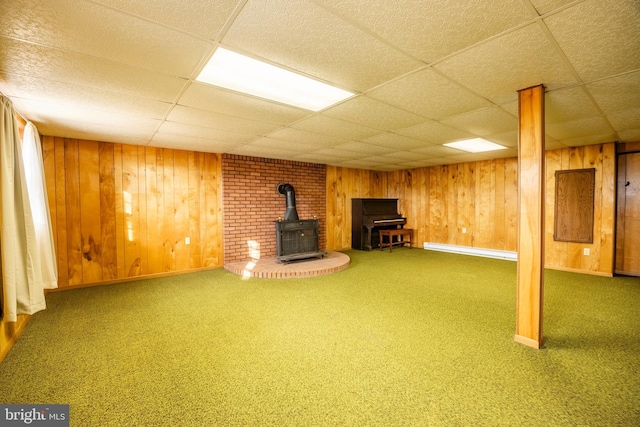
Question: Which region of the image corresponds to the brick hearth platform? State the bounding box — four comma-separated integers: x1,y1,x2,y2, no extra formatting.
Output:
225,251,350,279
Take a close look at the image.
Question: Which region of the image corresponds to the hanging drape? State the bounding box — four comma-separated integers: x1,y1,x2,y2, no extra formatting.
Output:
23,121,58,290
0,95,53,322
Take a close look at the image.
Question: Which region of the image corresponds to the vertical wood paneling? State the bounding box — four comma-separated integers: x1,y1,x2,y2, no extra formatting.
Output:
162,149,176,272
430,166,448,243
42,137,56,247
137,146,148,276
188,151,202,269
65,139,82,285
325,144,612,276
113,145,126,279
122,144,141,277
585,145,602,271
145,147,160,274
600,143,615,273
155,148,166,271
325,166,386,250
173,150,190,271
545,149,564,266
544,144,615,274
202,153,222,267
79,140,102,283
99,142,117,281
43,139,224,288
504,158,519,251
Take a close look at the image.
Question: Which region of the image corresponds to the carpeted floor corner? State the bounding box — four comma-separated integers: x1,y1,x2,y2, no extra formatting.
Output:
1,249,639,426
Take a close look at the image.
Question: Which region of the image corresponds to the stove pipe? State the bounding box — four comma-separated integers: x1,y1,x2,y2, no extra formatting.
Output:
277,183,299,221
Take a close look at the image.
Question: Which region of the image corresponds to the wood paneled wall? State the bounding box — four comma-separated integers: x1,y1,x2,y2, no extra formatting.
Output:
545,144,615,274
326,143,615,275
42,137,224,288
325,167,387,250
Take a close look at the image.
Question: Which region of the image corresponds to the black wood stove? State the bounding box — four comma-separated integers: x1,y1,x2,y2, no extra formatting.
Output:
275,183,325,263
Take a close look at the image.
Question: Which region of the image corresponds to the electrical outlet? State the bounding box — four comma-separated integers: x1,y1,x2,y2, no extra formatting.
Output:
185,237,190,245
583,248,590,256
462,227,467,234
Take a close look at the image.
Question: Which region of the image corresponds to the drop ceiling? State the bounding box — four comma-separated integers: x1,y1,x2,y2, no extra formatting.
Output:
1,0,638,171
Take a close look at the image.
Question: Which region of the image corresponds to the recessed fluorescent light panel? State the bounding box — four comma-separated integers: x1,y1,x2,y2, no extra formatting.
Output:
196,47,354,111
444,138,507,153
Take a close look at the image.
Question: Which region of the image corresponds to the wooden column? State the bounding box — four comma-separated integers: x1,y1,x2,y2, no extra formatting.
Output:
515,84,545,349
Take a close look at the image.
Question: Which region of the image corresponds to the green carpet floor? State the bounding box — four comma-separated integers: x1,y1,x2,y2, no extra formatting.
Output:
1,249,639,426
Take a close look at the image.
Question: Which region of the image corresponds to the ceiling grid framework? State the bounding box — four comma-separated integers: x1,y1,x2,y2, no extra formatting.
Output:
0,0,638,170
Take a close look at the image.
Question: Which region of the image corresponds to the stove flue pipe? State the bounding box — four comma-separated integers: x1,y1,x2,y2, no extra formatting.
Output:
277,183,299,221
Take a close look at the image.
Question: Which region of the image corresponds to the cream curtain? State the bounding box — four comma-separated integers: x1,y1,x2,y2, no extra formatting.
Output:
0,95,52,322
23,121,58,290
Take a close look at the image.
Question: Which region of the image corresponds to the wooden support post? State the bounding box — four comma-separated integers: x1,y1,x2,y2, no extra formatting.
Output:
515,84,545,349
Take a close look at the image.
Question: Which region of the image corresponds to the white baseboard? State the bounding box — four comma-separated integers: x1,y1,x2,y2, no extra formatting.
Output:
423,242,517,261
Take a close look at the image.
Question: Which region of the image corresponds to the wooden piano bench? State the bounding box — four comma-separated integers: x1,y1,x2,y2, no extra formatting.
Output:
379,228,413,252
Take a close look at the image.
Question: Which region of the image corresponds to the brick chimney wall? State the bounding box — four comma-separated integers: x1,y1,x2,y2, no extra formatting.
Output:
222,154,327,264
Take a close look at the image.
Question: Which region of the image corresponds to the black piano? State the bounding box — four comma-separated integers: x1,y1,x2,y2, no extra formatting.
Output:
352,198,406,250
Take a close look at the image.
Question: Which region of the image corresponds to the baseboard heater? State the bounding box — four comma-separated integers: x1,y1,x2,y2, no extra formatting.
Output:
423,242,517,261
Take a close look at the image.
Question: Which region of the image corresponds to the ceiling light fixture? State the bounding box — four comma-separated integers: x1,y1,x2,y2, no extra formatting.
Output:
444,138,507,153
196,47,354,111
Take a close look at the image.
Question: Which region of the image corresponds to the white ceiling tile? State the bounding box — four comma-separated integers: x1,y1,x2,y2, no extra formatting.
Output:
291,115,381,140
545,86,601,123
322,96,427,130
528,0,576,15
265,127,348,147
485,131,519,148
586,71,640,114
150,133,241,154
486,148,519,159
560,133,618,147
410,144,465,158
545,115,614,141
543,0,640,82
382,151,430,161
220,0,422,92
12,97,160,140
606,108,640,133
0,72,172,119
331,142,395,155
618,129,640,142
434,23,578,104
396,121,474,144
166,105,281,135
311,148,363,160
157,121,256,144
367,68,492,120
178,82,311,125
0,0,211,77
0,37,187,101
1,0,637,170
92,0,241,41
316,0,531,63
441,107,518,136
443,152,498,163
545,139,567,150
247,137,318,153
360,133,428,151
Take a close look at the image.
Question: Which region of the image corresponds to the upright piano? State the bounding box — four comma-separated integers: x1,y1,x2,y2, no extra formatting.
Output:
352,198,406,250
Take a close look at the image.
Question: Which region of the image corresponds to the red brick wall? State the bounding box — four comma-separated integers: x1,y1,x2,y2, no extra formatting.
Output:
222,154,327,263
